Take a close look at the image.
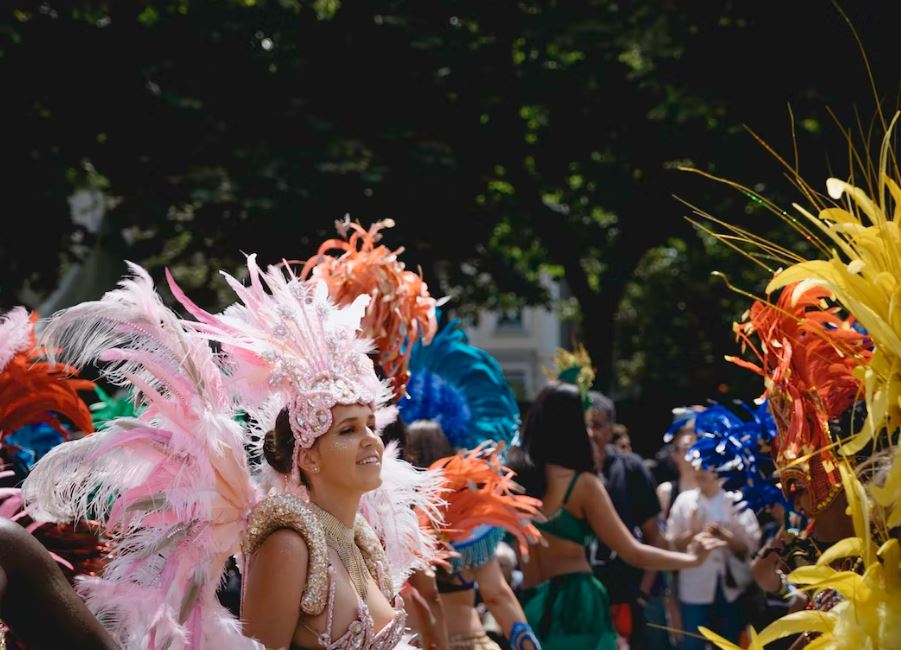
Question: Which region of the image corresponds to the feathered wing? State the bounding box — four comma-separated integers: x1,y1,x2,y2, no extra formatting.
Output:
399,319,541,565
358,441,446,589
22,263,262,650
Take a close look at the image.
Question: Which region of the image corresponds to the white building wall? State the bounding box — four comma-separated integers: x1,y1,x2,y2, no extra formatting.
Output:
462,279,564,401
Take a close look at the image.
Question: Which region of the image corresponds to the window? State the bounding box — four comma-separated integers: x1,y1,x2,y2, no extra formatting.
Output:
503,369,529,401
496,309,525,333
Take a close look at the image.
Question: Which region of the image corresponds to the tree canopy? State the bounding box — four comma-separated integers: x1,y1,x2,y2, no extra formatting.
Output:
2,0,897,454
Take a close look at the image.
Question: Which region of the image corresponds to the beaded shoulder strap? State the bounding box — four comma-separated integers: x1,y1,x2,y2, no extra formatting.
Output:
353,514,395,599
242,494,330,616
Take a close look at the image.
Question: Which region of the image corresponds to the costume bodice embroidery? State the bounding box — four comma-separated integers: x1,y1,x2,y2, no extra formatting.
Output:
313,565,406,650
242,495,406,649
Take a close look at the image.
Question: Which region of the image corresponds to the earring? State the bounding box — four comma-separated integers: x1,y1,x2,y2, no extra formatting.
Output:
310,465,320,473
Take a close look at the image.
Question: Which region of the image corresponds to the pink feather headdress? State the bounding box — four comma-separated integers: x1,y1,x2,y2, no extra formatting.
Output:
167,255,392,472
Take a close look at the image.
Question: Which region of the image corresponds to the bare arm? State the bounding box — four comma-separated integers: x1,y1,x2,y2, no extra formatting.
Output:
242,528,307,649
638,516,662,599
581,474,717,571
472,558,527,639
407,569,449,650
0,518,117,650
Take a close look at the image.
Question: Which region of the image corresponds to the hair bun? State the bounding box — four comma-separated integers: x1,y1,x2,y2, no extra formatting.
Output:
263,410,295,474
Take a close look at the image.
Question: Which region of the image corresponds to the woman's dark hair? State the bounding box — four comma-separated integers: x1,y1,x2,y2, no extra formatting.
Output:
263,408,310,486
404,420,454,469
380,416,408,454
508,382,596,498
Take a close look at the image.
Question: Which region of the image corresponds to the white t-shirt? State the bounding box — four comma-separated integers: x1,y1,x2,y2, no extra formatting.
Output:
666,488,760,605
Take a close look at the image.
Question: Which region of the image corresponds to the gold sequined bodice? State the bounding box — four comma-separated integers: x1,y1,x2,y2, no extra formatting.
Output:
242,494,397,618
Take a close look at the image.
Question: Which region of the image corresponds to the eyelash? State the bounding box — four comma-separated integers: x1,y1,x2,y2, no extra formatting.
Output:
340,422,376,435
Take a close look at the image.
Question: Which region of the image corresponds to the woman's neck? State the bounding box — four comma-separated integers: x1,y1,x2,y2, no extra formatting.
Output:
309,489,361,528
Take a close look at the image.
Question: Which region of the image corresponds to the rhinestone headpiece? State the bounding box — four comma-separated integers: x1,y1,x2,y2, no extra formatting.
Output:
168,255,391,457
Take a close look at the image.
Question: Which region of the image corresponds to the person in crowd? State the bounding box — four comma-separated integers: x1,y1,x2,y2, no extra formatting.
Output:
610,425,632,455
405,419,540,650
585,391,671,650
657,408,702,519
397,316,545,650
510,382,724,650
666,466,760,648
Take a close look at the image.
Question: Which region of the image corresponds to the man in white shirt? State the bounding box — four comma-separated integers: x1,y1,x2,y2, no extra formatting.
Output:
666,467,760,648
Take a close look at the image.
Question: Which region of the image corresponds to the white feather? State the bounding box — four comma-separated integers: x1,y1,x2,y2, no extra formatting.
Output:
0,306,32,371
359,441,446,587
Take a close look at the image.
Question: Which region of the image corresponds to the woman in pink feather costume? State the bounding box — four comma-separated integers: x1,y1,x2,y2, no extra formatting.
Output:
17,258,443,650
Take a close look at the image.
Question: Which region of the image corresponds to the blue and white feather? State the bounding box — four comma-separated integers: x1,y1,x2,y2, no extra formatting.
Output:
685,400,786,512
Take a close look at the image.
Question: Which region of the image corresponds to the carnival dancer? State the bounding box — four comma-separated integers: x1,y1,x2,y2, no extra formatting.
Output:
698,279,884,648
22,257,444,649
399,319,544,650
687,119,901,645
509,382,725,650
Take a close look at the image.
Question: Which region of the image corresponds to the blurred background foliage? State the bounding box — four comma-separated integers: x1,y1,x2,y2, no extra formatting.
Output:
1,0,896,455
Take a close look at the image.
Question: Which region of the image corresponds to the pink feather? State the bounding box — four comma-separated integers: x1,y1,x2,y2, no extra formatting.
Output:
23,263,263,650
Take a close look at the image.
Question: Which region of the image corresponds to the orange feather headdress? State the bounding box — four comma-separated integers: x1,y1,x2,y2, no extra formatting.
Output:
298,219,438,399
727,282,871,513
0,307,94,443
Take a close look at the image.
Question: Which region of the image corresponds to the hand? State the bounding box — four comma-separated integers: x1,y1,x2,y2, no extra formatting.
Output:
675,509,706,551
706,522,748,557
686,531,726,567
705,522,734,543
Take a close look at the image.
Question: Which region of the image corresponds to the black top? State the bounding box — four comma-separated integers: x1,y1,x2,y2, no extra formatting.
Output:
587,445,662,604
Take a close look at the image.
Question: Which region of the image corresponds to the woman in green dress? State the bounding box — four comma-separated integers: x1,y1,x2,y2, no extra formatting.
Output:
510,383,722,650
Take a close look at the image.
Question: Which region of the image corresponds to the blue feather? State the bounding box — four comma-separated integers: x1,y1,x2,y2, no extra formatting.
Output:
4,421,67,475
400,320,520,450
449,525,507,573
685,400,787,513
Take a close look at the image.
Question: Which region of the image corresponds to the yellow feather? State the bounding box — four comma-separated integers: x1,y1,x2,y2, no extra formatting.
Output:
757,610,835,646
697,626,747,650
817,537,864,567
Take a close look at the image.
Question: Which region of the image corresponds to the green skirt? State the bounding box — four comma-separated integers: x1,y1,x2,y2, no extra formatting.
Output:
520,572,617,650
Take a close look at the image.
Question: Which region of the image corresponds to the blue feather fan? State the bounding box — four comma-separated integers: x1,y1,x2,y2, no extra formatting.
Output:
400,320,520,451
